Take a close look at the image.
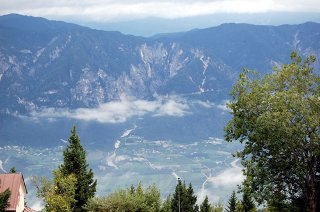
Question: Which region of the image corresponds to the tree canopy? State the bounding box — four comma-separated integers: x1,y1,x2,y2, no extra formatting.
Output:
225,52,320,212
34,170,77,212
86,182,161,212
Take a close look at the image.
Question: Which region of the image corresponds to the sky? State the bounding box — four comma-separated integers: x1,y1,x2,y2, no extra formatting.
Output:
1,0,320,35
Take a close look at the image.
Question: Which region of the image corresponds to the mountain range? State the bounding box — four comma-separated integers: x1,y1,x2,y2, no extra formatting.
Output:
1,14,319,116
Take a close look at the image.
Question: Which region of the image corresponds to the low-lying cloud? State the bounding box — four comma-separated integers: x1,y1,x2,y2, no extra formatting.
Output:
31,95,193,123
208,159,244,187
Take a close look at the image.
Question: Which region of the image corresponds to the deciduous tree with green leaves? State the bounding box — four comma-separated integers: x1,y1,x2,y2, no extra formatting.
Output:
225,52,320,212
34,170,77,212
0,187,11,211
161,195,172,212
59,126,97,212
86,182,161,212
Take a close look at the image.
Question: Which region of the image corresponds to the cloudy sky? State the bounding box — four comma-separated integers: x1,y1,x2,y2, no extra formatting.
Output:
1,0,320,35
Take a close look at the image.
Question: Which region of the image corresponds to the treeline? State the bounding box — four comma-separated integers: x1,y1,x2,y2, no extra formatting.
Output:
85,180,223,212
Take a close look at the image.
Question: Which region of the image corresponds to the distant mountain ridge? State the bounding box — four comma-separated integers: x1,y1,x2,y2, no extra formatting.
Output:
0,14,319,115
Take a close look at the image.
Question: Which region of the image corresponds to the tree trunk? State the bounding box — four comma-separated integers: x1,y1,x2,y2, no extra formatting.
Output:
305,130,317,212
305,184,317,212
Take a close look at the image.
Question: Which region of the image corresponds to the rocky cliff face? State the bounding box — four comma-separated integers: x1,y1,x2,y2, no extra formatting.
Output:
0,14,319,115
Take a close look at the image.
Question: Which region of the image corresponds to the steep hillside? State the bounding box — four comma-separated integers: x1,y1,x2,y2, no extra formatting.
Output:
1,14,319,116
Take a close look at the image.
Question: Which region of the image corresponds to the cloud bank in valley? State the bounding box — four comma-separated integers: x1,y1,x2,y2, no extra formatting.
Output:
30,95,230,123
31,95,227,124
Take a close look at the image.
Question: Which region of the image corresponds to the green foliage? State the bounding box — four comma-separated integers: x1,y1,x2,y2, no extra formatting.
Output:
171,180,198,212
86,182,161,212
33,169,77,212
200,196,211,212
226,191,237,212
225,52,320,211
267,191,291,212
211,202,224,212
59,126,97,212
9,167,16,173
241,189,256,212
161,195,172,212
0,188,11,211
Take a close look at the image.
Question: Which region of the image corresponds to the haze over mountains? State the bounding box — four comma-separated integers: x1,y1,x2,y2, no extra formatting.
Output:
0,14,320,207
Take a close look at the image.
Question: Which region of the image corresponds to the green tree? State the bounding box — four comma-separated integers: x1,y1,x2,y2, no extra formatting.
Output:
171,179,184,212
161,195,172,212
200,196,211,212
225,52,320,211
86,182,161,212
226,191,237,212
9,167,16,173
241,189,256,212
171,179,198,212
211,202,224,212
32,170,77,212
185,183,198,211
59,126,97,212
267,190,291,212
0,187,11,211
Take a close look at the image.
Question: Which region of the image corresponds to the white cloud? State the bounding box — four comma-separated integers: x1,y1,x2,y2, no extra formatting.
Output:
31,95,190,123
208,159,244,187
0,160,6,173
1,0,319,22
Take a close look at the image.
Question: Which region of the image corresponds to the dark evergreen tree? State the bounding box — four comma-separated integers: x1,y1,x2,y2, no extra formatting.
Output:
9,167,16,173
200,196,211,212
171,179,198,212
185,183,198,211
226,191,237,212
0,188,11,211
171,179,184,212
242,189,255,212
194,204,199,212
59,126,97,212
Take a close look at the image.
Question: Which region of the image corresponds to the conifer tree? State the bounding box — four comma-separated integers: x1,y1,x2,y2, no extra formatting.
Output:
59,126,97,212
9,167,16,173
242,189,255,212
200,196,211,212
171,179,184,212
186,183,198,211
226,191,237,212
171,179,198,211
